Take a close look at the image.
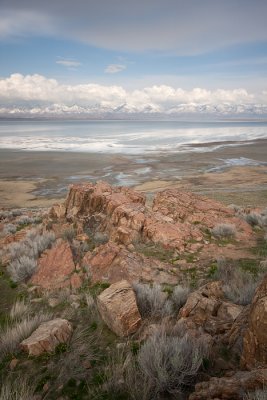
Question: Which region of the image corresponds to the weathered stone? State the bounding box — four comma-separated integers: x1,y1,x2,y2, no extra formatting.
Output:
20,319,72,356
97,280,141,337
82,242,179,285
153,189,252,240
217,301,243,321
242,273,267,369
30,239,76,290
49,203,66,219
179,282,224,324
65,181,145,220
189,369,267,400
178,282,243,335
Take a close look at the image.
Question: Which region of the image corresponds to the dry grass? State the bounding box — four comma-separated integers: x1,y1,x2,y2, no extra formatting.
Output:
215,258,266,305
10,299,30,320
0,312,51,360
171,285,190,311
0,375,35,400
244,389,267,400
133,283,172,319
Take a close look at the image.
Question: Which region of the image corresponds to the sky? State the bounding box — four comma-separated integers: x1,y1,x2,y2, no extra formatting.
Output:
0,0,267,118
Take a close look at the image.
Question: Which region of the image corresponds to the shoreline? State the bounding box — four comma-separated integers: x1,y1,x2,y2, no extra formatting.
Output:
0,138,267,208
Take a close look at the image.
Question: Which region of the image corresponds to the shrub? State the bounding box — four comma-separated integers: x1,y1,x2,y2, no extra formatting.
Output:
16,215,34,226
2,224,17,235
8,256,37,282
138,331,209,394
215,258,266,305
94,232,109,245
0,210,12,220
61,227,76,242
171,285,190,311
7,229,55,282
211,223,236,238
245,213,263,227
133,283,172,318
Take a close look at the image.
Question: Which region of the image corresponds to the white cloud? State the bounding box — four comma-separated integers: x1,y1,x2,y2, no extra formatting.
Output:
104,64,126,74
0,73,266,117
56,59,81,68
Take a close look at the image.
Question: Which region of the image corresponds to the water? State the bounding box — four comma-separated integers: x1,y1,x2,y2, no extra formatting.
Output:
0,120,267,154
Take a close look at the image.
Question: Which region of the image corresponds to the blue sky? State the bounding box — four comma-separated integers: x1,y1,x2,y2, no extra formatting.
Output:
0,0,267,117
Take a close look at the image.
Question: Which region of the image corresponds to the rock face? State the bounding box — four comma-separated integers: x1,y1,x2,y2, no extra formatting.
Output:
49,203,66,219
153,189,251,239
20,319,72,356
30,239,77,290
65,181,145,221
189,369,267,400
97,280,141,337
241,273,267,369
61,182,252,255
82,242,179,285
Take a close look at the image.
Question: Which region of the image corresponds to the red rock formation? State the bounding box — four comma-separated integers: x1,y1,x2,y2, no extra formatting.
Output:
65,181,145,220
189,369,267,400
241,273,267,369
31,239,76,290
82,242,179,285
153,189,252,239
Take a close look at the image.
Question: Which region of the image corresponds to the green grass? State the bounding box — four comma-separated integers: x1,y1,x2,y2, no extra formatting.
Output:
237,258,263,277
89,282,110,298
252,237,267,258
134,242,175,263
207,262,218,278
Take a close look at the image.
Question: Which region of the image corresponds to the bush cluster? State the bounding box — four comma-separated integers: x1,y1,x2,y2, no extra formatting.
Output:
7,229,55,282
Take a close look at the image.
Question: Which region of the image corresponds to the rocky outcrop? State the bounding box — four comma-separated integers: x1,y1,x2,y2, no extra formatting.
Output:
20,318,72,356
153,189,252,239
82,242,179,285
241,273,267,369
30,239,77,290
97,280,141,337
49,203,66,219
189,369,267,400
59,182,252,255
65,181,145,220
178,282,243,335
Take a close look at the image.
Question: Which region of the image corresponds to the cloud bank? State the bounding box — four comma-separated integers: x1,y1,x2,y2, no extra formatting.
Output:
1,1,267,54
0,73,267,118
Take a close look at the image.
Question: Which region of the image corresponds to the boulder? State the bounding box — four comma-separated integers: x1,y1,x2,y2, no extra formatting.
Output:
241,273,267,369
97,280,141,337
30,239,76,290
189,369,267,400
20,318,72,356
